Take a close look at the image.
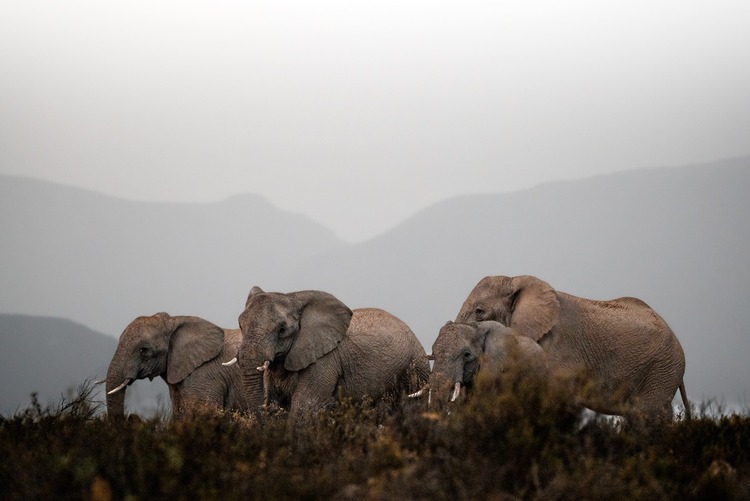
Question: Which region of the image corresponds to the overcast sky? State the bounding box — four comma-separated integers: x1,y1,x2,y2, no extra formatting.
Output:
2,1,749,242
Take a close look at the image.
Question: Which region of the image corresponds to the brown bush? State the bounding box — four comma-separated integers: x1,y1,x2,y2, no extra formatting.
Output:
1,378,749,500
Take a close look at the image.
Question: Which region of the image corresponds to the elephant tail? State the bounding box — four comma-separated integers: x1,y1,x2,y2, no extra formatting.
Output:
679,381,691,420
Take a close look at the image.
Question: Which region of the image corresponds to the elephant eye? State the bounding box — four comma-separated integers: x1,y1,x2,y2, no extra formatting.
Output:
463,351,472,360
139,347,150,358
474,307,485,319
277,325,289,337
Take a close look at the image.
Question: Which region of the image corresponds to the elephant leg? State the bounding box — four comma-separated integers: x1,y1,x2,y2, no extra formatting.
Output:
631,370,680,422
290,363,340,414
176,373,227,416
168,385,182,417
169,384,209,419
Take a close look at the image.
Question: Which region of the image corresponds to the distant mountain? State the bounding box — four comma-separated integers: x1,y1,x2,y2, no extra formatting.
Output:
283,156,750,408
0,314,167,416
0,177,345,336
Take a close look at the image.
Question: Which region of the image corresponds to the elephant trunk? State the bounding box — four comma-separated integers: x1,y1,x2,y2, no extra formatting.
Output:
428,366,465,406
104,361,130,418
242,367,266,411
238,337,275,411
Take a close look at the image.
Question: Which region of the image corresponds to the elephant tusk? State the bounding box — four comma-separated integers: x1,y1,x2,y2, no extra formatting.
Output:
107,379,132,395
95,379,107,385
450,382,461,402
428,388,432,406
222,357,238,367
262,365,270,407
254,360,271,406
408,385,430,398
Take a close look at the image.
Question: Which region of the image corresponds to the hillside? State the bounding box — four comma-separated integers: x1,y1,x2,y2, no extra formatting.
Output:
0,315,166,416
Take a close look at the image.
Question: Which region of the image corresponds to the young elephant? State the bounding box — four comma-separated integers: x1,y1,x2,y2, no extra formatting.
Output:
226,287,430,414
416,320,546,404
104,313,247,418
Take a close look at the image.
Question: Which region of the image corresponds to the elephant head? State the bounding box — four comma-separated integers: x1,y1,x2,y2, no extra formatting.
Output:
456,275,560,341
427,320,545,403
236,287,353,409
104,313,225,417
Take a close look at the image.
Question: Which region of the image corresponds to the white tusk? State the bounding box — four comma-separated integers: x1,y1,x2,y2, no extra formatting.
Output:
252,360,271,406
262,363,271,407
95,379,107,385
107,379,131,395
408,386,429,398
450,382,461,402
428,388,432,407
222,357,238,367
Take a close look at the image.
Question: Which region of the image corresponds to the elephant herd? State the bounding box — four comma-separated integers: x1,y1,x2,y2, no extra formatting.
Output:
102,275,691,422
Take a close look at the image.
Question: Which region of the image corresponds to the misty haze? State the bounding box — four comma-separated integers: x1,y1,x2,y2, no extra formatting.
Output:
2,2,750,496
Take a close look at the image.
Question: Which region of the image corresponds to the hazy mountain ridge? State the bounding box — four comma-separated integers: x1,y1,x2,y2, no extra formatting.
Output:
1,158,748,409
0,175,345,336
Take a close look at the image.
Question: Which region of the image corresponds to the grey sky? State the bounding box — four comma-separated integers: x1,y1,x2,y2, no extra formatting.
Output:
2,1,749,242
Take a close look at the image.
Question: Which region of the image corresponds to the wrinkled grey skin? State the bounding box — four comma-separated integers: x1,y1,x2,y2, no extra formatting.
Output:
428,320,546,403
104,313,247,418
237,287,430,414
456,275,690,420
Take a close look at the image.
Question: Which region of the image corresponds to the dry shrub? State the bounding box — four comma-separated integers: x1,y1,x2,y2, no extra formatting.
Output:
2,375,750,500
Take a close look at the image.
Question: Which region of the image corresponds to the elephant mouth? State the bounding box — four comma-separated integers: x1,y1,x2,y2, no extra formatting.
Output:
139,368,160,381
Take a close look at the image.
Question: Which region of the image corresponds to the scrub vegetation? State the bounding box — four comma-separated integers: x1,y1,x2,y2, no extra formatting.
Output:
1,372,748,500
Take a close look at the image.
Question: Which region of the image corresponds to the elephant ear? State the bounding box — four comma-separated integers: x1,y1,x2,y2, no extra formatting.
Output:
166,316,225,384
509,275,560,341
284,291,353,371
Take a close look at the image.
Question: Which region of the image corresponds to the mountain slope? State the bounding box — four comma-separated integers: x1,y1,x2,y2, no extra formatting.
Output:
284,156,750,406
0,177,344,336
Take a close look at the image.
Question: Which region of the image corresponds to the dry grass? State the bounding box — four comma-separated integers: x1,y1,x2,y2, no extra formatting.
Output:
1,375,748,500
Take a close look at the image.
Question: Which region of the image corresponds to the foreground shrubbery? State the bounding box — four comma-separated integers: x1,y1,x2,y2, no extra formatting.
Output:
1,374,748,500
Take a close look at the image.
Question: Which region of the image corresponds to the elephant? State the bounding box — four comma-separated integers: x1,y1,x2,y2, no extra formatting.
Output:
419,320,546,404
103,313,248,418
227,287,430,414
454,275,691,420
